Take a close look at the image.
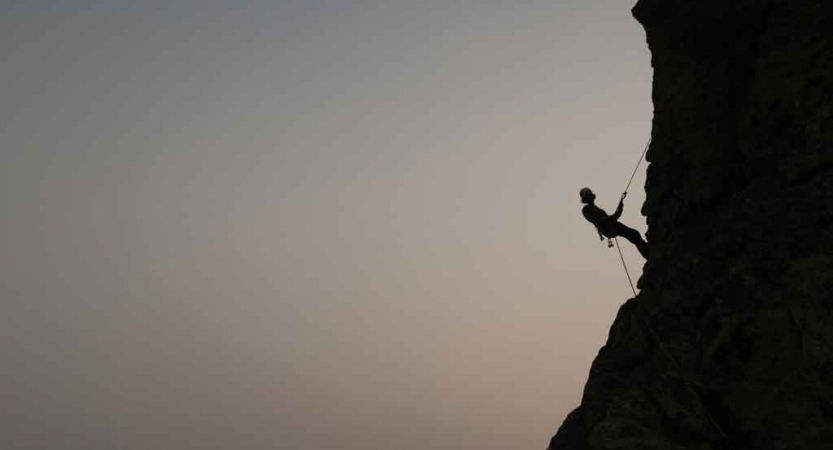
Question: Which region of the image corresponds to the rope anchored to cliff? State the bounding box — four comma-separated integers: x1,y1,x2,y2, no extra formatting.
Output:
624,137,651,196
612,137,651,296
578,137,728,442
579,138,651,292
623,137,727,439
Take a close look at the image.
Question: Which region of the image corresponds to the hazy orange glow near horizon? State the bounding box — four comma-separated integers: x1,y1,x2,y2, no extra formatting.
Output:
1,1,652,449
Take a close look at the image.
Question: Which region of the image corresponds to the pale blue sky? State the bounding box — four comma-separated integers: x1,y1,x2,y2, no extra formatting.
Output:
1,2,651,449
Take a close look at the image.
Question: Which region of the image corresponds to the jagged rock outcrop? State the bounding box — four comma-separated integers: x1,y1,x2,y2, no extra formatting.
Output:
549,1,833,449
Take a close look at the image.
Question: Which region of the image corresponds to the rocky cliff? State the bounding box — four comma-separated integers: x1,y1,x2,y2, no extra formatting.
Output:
549,1,833,449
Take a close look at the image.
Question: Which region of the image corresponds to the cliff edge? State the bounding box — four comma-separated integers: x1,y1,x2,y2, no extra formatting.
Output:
549,1,833,449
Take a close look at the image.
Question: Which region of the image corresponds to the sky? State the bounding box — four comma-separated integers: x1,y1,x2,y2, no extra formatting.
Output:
0,1,652,449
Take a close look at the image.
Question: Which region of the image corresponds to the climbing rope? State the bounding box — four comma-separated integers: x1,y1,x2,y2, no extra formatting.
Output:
613,138,728,440
614,236,637,297
624,137,652,195
612,137,652,296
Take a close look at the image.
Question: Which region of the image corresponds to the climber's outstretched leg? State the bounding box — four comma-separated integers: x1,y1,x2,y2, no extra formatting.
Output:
612,222,649,259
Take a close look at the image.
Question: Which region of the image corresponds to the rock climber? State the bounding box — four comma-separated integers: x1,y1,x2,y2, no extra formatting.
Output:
579,187,649,259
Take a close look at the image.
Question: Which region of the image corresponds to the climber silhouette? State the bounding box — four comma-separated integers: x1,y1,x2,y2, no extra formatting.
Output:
579,187,649,258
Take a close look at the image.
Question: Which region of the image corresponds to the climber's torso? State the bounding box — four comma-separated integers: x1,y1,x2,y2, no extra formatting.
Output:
582,204,615,236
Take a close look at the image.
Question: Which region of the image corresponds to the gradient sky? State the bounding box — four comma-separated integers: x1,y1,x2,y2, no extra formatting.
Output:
1,2,652,449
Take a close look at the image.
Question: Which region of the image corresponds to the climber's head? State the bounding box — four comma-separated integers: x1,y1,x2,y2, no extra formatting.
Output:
579,187,595,204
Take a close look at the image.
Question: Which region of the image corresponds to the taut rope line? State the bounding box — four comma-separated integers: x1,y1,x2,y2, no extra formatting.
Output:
613,137,652,296
624,137,651,195
614,137,728,440
614,236,637,297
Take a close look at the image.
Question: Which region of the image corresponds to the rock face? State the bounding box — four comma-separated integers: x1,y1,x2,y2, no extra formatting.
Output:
549,1,833,449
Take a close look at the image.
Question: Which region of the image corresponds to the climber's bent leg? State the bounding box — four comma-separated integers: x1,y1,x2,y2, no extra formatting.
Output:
612,222,649,259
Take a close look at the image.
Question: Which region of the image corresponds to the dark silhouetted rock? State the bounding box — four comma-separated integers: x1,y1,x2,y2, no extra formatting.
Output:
548,0,833,448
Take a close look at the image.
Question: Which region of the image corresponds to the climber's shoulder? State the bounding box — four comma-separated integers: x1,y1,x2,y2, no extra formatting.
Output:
582,203,604,219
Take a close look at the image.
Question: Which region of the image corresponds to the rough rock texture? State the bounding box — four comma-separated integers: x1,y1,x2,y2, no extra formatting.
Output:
549,1,833,449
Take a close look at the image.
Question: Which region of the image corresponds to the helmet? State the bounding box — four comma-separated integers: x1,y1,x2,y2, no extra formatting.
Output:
579,187,594,202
